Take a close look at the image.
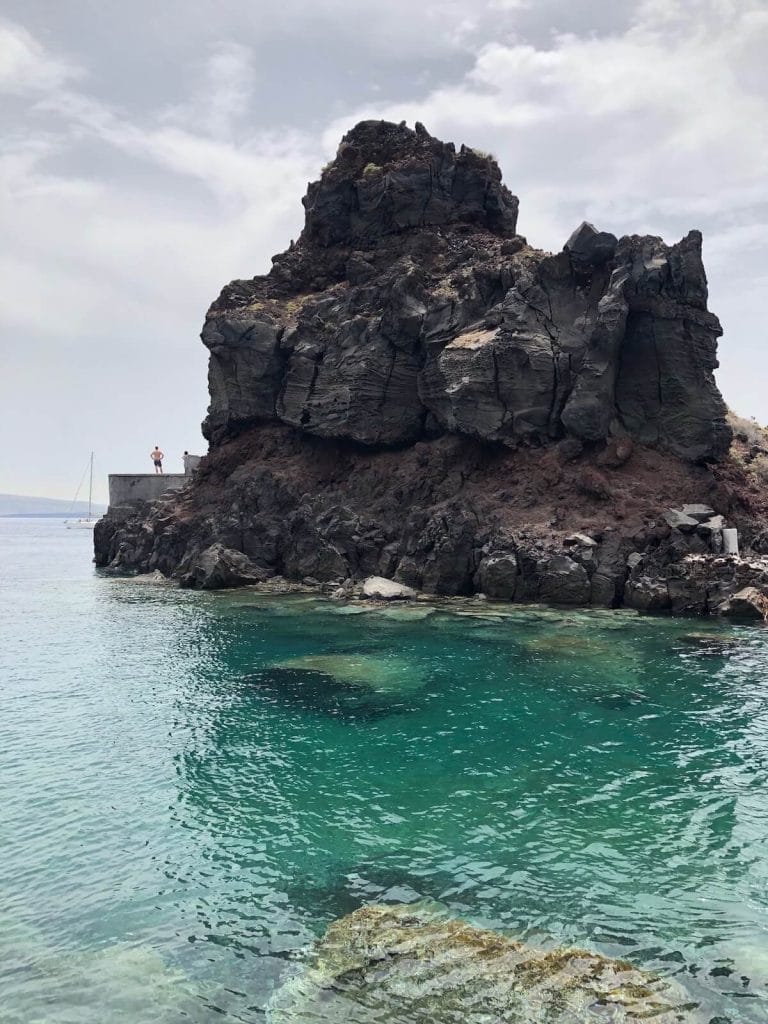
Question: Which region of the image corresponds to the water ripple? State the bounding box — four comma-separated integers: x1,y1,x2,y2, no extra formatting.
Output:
1,520,768,1020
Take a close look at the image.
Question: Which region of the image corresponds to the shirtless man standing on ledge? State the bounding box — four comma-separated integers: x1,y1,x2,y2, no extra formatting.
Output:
150,446,164,474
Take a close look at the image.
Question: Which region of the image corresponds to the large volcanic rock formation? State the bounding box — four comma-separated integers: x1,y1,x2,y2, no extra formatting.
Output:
201,120,728,460
96,120,763,612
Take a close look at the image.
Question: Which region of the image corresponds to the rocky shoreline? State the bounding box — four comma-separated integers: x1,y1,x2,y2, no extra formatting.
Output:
95,423,768,618
96,522,768,621
95,120,768,619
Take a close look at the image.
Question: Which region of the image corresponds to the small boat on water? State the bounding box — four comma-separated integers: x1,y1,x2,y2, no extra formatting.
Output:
65,452,97,529
66,518,96,530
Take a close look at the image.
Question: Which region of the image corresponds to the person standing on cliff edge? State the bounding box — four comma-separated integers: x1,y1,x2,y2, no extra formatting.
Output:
151,446,164,474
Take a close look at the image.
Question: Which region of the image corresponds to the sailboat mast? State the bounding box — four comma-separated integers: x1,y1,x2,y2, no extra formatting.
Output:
88,452,93,519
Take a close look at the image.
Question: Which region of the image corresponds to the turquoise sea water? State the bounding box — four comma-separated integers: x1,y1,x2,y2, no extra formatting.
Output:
1,517,767,1022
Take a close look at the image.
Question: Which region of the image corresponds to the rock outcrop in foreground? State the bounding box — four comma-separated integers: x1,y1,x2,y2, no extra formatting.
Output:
266,903,699,1022
95,121,768,614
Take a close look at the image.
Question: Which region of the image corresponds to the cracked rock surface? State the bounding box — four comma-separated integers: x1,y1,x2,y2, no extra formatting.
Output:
201,120,729,461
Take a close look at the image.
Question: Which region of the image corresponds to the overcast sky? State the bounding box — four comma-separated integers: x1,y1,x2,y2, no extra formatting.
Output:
2,0,766,502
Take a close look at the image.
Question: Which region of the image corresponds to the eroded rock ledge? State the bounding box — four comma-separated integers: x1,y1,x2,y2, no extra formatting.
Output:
96,120,767,615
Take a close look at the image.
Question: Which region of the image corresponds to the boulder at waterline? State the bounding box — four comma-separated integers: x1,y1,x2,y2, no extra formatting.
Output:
716,586,768,621
361,576,418,600
181,543,266,589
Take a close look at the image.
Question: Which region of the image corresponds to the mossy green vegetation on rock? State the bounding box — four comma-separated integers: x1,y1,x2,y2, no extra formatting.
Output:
267,903,699,1023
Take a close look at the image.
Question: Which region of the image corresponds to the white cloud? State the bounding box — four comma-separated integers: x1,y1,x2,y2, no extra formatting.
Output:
159,42,257,140
254,0,505,56
0,33,315,340
0,19,79,94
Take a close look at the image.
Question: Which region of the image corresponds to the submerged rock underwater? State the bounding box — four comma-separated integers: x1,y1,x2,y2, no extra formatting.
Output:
267,903,700,1023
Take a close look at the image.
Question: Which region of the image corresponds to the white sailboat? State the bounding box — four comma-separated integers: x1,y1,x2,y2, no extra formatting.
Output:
65,452,97,529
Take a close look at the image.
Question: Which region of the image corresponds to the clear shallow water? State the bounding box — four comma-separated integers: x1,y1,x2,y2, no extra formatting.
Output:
1,518,767,1023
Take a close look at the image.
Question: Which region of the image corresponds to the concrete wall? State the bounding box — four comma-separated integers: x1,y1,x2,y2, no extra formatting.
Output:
108,474,187,508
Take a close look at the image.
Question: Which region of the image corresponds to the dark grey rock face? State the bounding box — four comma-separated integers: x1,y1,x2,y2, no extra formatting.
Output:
201,120,729,462
564,221,618,269
202,317,284,442
182,542,267,589
302,120,519,246
613,233,730,462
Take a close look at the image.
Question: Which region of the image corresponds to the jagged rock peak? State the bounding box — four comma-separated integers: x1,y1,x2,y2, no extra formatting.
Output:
564,221,618,269
299,119,520,247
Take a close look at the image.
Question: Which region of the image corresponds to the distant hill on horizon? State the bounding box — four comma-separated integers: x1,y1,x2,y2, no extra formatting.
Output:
0,493,107,517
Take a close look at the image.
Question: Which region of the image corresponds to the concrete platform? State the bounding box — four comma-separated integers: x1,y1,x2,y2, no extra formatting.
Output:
108,474,187,508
